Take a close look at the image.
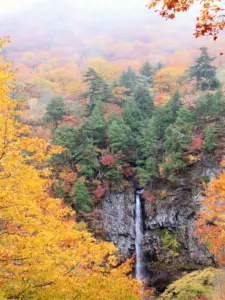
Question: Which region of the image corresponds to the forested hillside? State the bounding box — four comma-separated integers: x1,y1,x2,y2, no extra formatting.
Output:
2,0,225,299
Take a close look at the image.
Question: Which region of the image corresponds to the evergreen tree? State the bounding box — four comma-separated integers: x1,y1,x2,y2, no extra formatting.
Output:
187,47,220,91
164,106,193,155
135,157,159,187
120,66,137,92
139,61,155,87
107,116,133,154
194,91,225,124
71,179,92,213
83,68,105,107
165,90,182,121
134,86,154,118
163,106,193,180
103,83,112,101
122,100,143,133
155,62,164,71
44,96,65,128
83,103,106,147
52,125,78,168
138,118,158,159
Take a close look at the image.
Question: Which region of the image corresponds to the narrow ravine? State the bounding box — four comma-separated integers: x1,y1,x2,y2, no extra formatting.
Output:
135,193,144,280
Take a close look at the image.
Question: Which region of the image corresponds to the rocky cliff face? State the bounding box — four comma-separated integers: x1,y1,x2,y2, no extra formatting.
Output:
101,156,221,291
102,187,135,258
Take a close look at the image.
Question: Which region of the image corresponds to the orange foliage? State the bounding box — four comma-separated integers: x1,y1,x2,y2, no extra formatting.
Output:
196,172,225,265
189,135,204,152
30,126,51,141
103,103,123,120
100,154,116,167
93,184,105,198
143,190,156,202
148,0,225,39
153,67,185,93
60,171,77,193
154,92,170,106
61,115,83,127
112,86,130,102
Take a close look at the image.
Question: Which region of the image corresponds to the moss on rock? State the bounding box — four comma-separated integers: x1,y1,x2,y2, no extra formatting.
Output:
158,268,224,300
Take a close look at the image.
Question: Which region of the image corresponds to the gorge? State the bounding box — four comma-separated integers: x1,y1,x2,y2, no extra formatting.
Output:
101,156,220,292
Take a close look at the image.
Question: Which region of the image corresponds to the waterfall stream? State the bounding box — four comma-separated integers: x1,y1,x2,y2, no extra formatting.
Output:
135,193,144,280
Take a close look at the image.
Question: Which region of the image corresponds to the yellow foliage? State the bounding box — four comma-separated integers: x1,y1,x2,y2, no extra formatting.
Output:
159,268,224,300
153,66,185,93
0,39,147,299
86,57,123,81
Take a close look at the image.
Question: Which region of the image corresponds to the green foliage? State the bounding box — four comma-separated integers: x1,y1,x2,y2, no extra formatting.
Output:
103,167,123,182
159,268,223,300
122,100,143,133
83,68,105,107
44,96,65,127
134,86,154,118
71,179,92,213
187,47,220,91
55,179,66,198
138,118,158,159
204,125,220,151
153,229,179,256
161,230,179,256
163,152,187,180
107,115,133,154
165,90,182,121
75,142,99,172
83,103,106,147
195,91,225,124
151,91,182,139
138,61,155,88
120,66,137,92
53,125,78,159
135,157,158,187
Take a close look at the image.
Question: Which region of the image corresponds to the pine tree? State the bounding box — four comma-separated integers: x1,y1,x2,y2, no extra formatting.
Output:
71,179,92,212
164,106,193,155
139,61,155,87
138,118,158,159
52,125,78,168
103,83,112,101
107,116,132,154
187,47,220,91
120,66,137,92
83,68,105,107
83,103,106,147
165,90,182,121
44,96,65,128
122,100,143,133
134,86,154,118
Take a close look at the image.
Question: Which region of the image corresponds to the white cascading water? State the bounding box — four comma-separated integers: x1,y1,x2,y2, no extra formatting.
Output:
135,193,143,280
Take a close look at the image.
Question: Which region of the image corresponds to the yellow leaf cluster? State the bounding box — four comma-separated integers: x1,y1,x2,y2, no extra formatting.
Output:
0,39,147,299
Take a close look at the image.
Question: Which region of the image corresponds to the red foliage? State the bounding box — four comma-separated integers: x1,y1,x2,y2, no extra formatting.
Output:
154,93,169,106
100,154,116,167
143,190,155,202
93,185,105,198
60,171,77,193
189,134,203,152
103,103,123,120
61,115,83,127
30,126,51,142
122,163,133,177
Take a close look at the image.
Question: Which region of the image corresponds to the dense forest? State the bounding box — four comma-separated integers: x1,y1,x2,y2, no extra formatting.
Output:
2,0,225,299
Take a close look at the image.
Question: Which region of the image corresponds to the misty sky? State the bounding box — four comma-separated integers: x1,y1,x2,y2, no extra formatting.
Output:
0,0,149,13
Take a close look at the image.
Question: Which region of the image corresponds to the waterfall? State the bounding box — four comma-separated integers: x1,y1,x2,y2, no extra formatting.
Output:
135,193,144,280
